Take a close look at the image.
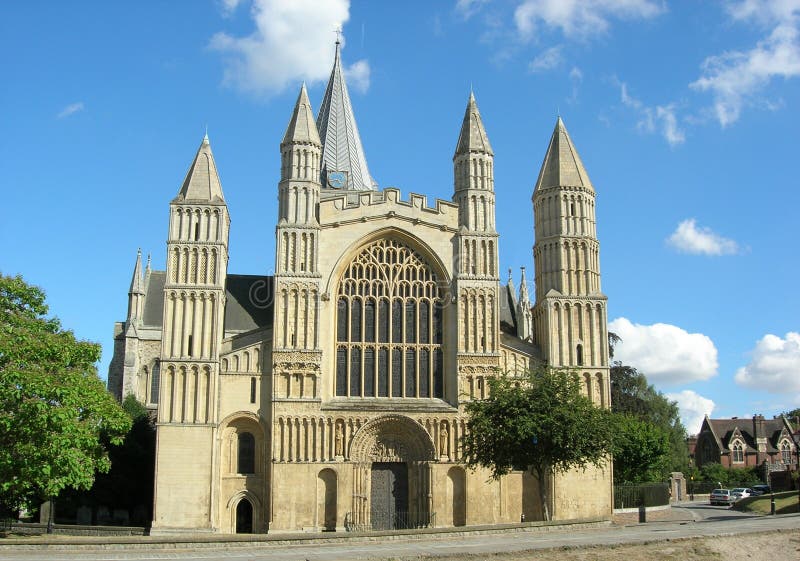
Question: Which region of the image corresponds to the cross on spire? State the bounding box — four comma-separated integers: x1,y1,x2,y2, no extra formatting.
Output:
334,26,342,44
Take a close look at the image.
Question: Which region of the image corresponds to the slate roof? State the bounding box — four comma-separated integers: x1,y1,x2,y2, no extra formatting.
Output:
704,416,793,453
498,281,518,335
142,271,273,334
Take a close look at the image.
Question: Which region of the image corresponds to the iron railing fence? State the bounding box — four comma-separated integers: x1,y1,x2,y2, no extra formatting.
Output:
344,510,436,532
690,480,765,494
613,482,670,509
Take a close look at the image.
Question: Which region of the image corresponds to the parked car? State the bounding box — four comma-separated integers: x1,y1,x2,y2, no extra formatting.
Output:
731,487,752,501
710,489,734,505
751,484,771,496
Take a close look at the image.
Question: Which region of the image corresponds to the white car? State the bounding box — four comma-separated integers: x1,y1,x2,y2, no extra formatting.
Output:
731,487,752,500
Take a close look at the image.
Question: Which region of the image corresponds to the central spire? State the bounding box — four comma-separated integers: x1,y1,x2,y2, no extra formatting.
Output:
316,40,376,191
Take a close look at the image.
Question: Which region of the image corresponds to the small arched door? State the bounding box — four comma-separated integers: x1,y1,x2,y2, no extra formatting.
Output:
235,498,253,534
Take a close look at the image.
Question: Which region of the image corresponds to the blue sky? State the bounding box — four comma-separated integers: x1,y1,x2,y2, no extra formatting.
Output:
2,0,799,434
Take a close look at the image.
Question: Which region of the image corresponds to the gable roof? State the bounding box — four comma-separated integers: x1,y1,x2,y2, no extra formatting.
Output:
703,415,794,453
142,271,273,334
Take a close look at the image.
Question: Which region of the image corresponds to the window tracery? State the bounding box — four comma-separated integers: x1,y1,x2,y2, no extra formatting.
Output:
732,440,744,463
335,238,444,398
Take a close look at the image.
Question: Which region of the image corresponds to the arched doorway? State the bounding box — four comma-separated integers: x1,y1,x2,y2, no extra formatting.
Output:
447,466,466,526
348,414,436,530
317,468,337,531
235,498,253,534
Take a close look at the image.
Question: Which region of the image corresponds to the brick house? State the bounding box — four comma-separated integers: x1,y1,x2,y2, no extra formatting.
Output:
694,414,797,472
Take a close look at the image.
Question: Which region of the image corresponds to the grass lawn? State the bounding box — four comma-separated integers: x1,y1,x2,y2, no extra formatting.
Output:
733,490,800,515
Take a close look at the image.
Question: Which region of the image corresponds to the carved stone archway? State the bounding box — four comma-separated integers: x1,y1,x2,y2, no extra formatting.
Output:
347,415,436,529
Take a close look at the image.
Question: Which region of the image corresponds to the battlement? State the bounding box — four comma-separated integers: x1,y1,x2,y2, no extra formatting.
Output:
319,187,459,231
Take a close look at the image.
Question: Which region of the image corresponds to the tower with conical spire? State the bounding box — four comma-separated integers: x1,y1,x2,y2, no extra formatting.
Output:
273,83,323,377
453,92,500,393
109,45,616,533
532,118,608,402
152,133,230,531
316,39,375,191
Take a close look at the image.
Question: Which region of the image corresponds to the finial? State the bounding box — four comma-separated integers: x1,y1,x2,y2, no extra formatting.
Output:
146,253,152,270
334,26,342,45
137,247,142,257
508,267,512,281
203,124,209,144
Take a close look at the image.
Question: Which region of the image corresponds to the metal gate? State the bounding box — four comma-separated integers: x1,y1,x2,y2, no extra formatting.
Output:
370,462,408,530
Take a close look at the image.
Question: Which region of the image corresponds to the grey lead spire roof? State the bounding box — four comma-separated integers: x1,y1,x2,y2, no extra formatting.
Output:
534,117,593,192
315,41,376,191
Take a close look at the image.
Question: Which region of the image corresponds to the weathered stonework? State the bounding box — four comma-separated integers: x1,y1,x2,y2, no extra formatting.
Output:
108,49,612,534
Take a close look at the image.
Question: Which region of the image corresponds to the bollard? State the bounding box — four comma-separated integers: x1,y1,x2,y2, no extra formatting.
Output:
770,493,776,515
638,505,646,523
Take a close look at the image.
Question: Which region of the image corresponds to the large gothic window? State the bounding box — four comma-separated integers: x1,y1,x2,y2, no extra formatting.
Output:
335,238,444,399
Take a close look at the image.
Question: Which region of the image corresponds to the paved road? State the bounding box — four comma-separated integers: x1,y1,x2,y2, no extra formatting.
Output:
2,505,798,561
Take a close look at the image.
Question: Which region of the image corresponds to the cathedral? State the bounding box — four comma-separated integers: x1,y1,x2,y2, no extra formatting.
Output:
108,42,612,534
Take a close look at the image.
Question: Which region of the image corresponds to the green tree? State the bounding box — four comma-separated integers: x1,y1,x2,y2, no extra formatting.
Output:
0,274,131,521
612,414,670,483
610,363,689,474
461,367,615,521
58,395,156,526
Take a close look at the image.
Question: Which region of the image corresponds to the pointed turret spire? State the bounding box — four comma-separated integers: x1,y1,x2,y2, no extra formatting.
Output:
517,266,533,341
316,40,376,191
282,83,321,147
454,92,493,157
126,249,145,330
534,117,593,193
518,266,531,307
507,268,516,295
129,248,144,295
175,134,226,202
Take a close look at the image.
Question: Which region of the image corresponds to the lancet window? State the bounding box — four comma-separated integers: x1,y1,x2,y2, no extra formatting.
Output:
335,238,444,399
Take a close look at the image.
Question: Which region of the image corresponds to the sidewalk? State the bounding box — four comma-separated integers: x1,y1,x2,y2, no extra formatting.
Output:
0,517,609,551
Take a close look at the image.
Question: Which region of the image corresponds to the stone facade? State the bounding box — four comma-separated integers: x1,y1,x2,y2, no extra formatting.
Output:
108,44,612,534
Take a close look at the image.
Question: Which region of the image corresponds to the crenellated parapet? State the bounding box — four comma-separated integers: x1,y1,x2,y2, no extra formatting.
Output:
320,188,458,231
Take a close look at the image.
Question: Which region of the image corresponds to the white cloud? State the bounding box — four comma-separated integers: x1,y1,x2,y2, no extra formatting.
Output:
219,0,243,16
665,390,716,435
666,218,740,256
690,1,800,126
344,59,370,93
529,45,563,71
455,0,491,20
619,82,685,146
210,0,370,96
514,0,665,40
734,332,800,394
609,317,719,385
568,66,583,102
57,102,85,119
